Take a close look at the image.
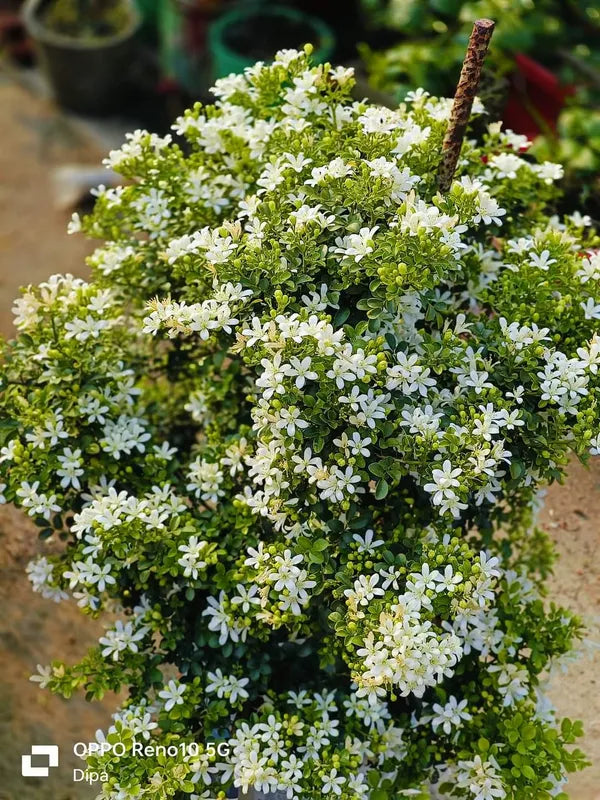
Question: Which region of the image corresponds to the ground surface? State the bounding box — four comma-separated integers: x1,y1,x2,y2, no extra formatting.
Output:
0,76,599,799
0,76,115,800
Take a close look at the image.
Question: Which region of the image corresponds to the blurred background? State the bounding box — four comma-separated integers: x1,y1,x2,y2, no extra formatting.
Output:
2,0,600,208
0,1,599,798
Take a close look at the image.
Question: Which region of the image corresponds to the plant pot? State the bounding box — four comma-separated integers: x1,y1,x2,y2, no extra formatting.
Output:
22,0,142,115
208,2,335,79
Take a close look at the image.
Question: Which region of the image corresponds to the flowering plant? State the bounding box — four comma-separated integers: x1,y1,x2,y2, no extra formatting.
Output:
1,47,599,800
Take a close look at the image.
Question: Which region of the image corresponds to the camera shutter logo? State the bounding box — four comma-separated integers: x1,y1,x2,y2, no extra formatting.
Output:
21,745,59,777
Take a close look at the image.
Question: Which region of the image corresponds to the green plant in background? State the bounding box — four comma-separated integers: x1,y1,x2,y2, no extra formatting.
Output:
529,105,600,206
1,49,600,798
361,0,600,210
361,0,589,50
41,0,133,38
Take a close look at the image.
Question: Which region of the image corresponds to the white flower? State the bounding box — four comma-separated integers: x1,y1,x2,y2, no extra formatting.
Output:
433,565,463,592
318,465,362,502
568,210,592,227
430,695,472,734
423,460,462,504
276,407,309,437
533,161,564,184
0,440,17,463
489,153,525,179
104,130,171,170
472,191,506,226
56,447,84,489
178,536,209,579
405,88,429,103
352,529,384,553
16,481,61,520
330,65,354,85
244,543,270,571
30,664,53,688
366,158,420,201
334,226,379,262
581,298,600,320
257,162,286,192
479,551,502,579
358,106,400,134
153,441,177,460
231,583,261,613
130,712,158,741
528,249,557,270
205,668,250,704
289,203,334,231
344,574,384,605
455,754,506,800
67,212,82,234
488,663,529,706
321,768,346,795
158,679,187,711
576,251,600,283
283,356,318,388
186,458,224,503
283,152,313,173
306,157,352,185
209,72,248,100
273,48,302,67
99,620,149,661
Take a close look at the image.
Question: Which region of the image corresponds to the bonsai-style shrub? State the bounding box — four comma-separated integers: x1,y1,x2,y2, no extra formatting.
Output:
2,48,599,799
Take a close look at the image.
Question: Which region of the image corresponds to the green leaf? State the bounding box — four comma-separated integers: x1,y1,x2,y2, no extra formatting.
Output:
370,790,388,800
510,460,525,479
375,479,389,499
522,765,535,780
367,770,380,788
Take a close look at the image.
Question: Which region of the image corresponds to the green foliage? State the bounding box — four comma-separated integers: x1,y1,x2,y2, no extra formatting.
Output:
2,49,598,799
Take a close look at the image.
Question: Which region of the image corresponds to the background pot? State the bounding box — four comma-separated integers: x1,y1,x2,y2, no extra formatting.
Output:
22,0,141,115
208,2,335,79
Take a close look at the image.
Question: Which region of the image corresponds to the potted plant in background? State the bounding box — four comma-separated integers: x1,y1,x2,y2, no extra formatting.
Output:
22,0,141,114
207,2,335,79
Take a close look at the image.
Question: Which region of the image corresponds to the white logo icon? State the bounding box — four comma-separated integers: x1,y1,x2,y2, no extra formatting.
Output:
21,745,59,777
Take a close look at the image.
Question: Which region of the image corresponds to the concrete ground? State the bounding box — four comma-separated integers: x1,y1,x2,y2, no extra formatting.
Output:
0,75,113,800
0,74,598,800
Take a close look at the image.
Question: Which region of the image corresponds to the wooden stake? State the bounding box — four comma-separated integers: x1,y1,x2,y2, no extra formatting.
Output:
437,18,495,193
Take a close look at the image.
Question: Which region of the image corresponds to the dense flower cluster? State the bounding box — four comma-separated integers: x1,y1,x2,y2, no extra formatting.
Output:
1,48,598,799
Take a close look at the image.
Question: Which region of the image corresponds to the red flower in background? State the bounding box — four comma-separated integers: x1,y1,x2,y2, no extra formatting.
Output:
503,53,575,139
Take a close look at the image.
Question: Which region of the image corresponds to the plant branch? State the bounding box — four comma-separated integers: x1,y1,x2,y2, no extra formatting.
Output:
437,18,495,193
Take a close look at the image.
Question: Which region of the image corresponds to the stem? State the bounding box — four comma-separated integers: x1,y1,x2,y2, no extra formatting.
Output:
437,18,495,193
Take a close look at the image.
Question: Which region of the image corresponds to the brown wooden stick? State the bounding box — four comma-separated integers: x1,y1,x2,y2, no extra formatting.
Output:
437,18,495,193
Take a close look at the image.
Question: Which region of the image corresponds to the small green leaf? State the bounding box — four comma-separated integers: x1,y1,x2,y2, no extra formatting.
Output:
375,479,389,499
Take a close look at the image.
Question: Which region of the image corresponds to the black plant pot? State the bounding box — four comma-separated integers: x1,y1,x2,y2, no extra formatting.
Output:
22,0,141,115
